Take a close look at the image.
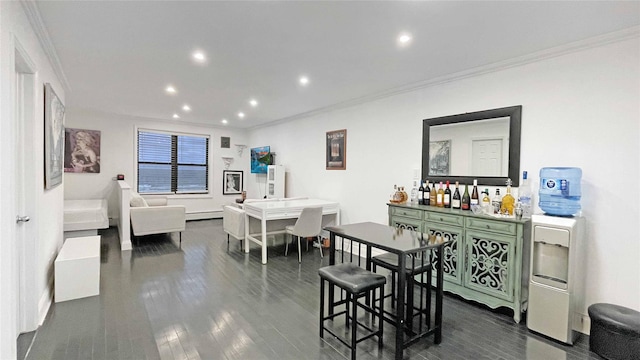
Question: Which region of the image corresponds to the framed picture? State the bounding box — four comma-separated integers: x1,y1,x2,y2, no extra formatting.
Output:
326,129,347,170
64,128,101,173
44,83,65,189
223,170,243,195
429,140,451,176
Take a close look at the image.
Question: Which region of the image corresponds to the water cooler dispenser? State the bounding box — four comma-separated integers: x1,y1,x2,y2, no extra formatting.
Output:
527,214,584,344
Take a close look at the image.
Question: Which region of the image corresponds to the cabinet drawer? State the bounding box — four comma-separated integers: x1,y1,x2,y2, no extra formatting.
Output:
424,211,464,227
465,217,517,236
390,216,422,232
390,207,422,220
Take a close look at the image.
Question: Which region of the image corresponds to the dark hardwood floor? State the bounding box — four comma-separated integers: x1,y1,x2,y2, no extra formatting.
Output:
23,219,600,360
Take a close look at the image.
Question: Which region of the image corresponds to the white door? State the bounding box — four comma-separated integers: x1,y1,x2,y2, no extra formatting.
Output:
15,43,38,336
472,139,503,176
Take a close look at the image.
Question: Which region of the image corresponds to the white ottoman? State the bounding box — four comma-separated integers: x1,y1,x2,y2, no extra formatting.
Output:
55,236,100,302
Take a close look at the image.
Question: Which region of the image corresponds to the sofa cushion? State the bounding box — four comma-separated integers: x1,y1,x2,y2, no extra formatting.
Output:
130,192,148,207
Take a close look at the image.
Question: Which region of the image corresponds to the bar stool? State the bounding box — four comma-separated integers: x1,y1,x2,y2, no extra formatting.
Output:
372,252,432,332
319,263,386,360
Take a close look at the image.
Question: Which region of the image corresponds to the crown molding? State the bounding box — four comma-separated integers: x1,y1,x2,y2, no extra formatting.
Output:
71,107,237,131
20,0,71,92
252,25,640,130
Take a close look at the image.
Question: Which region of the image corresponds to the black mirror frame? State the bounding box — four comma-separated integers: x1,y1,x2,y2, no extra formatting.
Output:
422,105,522,187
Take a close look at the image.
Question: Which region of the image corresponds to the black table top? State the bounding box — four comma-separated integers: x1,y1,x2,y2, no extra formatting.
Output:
324,221,445,254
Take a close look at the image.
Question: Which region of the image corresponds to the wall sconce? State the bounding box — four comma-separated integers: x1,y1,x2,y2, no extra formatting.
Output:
234,144,247,157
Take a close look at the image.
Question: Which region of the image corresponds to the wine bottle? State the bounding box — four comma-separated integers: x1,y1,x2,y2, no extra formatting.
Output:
461,184,470,210
430,180,437,206
424,180,431,206
436,181,444,207
452,181,461,209
471,179,479,206
482,188,492,213
444,181,451,208
418,181,425,205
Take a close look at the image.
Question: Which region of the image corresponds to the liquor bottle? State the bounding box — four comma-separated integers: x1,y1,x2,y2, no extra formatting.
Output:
444,181,451,208
424,180,431,206
418,181,425,205
501,179,515,215
461,184,470,210
411,181,418,203
518,171,532,217
429,181,437,206
492,188,502,214
392,184,400,202
482,188,492,213
470,179,479,206
452,181,461,209
436,181,444,207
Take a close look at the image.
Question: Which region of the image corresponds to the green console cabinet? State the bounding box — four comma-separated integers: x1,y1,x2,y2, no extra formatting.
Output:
388,203,530,323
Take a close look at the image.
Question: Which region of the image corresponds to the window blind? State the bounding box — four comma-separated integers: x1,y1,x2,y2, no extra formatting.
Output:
137,131,209,194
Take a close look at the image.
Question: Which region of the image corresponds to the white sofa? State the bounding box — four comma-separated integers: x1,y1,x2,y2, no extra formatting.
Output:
129,192,186,243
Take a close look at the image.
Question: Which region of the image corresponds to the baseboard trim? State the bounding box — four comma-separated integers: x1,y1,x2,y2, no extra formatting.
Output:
186,210,221,221
37,288,51,326
575,313,590,335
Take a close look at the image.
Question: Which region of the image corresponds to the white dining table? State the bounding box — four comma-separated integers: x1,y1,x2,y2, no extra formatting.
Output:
243,198,340,264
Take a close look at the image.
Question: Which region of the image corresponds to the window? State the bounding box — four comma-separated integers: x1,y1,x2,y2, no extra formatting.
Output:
137,130,209,194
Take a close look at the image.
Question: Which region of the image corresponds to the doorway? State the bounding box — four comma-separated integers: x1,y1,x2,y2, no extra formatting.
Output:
471,138,504,176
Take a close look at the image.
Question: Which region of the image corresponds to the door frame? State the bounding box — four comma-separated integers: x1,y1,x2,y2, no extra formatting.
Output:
14,36,39,335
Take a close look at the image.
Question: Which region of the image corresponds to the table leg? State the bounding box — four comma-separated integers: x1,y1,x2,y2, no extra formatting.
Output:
244,213,250,253
365,245,372,307
395,254,406,360
261,217,267,264
435,246,443,344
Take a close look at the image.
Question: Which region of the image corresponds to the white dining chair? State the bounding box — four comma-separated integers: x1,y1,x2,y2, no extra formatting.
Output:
284,207,324,262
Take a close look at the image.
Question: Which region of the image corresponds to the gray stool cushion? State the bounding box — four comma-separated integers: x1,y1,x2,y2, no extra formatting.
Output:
319,263,386,293
372,253,431,274
588,303,640,360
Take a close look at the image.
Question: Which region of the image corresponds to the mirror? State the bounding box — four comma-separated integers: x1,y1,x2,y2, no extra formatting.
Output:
422,105,522,187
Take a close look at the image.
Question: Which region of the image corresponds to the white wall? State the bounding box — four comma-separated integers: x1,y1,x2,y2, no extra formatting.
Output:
63,109,249,221
0,2,66,358
248,36,640,327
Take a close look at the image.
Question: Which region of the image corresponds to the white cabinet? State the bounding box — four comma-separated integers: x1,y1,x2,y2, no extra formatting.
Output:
266,165,285,198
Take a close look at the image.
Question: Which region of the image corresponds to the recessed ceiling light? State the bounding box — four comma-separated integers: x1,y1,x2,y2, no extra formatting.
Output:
192,51,206,62
221,119,228,124
398,33,412,45
249,99,258,107
165,85,176,94
182,104,191,112
237,112,245,119
299,76,309,86
172,113,180,119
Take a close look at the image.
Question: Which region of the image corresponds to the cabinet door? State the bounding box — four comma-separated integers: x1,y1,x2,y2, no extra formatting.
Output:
424,221,463,286
390,216,421,232
464,229,515,301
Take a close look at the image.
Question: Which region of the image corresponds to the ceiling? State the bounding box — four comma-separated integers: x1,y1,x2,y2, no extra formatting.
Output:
34,1,640,129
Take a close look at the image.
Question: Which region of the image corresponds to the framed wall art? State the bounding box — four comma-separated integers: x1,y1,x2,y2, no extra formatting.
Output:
223,170,243,195
44,83,65,189
64,128,101,173
429,140,451,176
326,129,347,170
